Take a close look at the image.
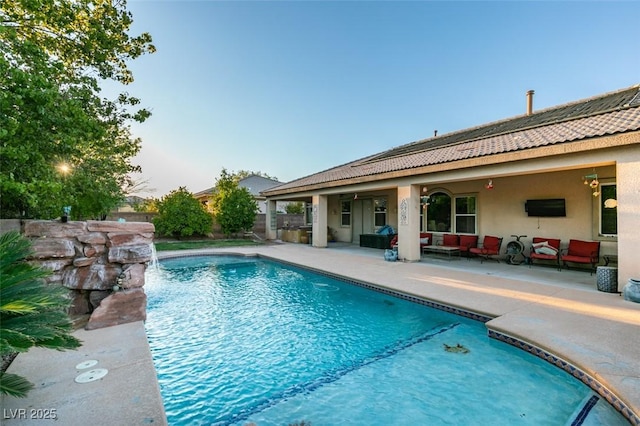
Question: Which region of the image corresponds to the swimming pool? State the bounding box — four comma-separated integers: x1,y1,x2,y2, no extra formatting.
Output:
144,255,628,425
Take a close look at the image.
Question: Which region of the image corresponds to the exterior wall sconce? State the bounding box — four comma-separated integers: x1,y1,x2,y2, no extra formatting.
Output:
485,179,494,190
353,193,358,200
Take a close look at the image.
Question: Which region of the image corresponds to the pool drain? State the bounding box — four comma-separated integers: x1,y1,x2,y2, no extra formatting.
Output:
75,359,98,370
75,368,108,383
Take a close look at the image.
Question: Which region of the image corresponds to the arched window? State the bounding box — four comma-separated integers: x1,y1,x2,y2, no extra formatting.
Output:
426,192,451,232
423,191,477,234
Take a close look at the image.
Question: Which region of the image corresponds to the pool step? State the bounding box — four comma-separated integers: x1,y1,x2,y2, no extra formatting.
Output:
567,394,599,426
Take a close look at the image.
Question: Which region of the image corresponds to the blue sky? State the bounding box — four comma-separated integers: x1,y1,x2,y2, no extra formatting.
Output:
117,1,640,197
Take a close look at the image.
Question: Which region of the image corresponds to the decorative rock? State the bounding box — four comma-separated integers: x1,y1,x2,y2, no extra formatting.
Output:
89,290,112,309
30,238,76,258
107,233,154,247
63,264,122,290
44,274,64,286
623,278,640,303
85,288,147,330
21,219,153,328
38,259,73,272
24,221,87,238
121,264,146,288
83,245,97,257
77,232,107,245
69,291,91,316
108,244,152,264
87,221,154,234
84,244,106,257
73,257,96,267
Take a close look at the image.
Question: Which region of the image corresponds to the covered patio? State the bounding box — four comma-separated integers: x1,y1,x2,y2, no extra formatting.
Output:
262,85,640,293
314,241,606,292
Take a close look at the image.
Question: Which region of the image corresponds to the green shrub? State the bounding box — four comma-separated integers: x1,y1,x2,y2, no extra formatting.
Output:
210,170,259,237
153,187,213,238
285,201,305,214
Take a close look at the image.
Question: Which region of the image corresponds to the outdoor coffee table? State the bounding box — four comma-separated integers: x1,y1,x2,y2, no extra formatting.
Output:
422,245,460,260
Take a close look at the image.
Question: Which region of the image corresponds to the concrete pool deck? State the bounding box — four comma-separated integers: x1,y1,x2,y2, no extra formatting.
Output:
2,242,639,424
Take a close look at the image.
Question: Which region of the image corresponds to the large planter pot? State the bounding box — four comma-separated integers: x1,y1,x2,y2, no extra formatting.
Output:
623,278,640,303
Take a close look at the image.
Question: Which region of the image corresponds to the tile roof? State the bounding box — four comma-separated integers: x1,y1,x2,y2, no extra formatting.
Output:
194,175,282,198
266,85,640,194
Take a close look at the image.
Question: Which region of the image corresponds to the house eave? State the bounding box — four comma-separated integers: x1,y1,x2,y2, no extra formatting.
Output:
263,131,640,198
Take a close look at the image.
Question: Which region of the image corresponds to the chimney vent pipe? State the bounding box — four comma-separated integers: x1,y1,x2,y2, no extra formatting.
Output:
526,90,535,115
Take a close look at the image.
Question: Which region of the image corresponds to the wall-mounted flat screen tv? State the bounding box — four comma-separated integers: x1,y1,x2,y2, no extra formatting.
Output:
525,199,566,217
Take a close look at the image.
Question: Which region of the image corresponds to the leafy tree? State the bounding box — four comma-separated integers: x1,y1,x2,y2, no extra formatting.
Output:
0,0,155,219
211,169,259,237
0,231,81,398
285,202,305,214
153,187,213,238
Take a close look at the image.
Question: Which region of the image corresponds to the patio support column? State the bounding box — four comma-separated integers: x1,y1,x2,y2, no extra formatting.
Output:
397,185,421,261
617,150,640,289
265,199,277,240
312,194,328,248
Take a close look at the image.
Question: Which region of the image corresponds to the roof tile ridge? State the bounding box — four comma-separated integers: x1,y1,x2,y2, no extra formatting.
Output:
519,83,640,116
360,85,640,165
423,84,639,143
266,152,381,190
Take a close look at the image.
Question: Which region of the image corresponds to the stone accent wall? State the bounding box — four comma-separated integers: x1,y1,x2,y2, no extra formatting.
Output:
23,220,155,330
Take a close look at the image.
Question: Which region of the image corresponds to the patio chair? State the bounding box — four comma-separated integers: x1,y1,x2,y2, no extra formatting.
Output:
458,235,479,257
529,237,561,269
560,239,600,275
469,235,503,263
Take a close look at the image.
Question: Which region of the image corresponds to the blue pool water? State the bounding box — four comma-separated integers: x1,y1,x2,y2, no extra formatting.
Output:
144,255,628,425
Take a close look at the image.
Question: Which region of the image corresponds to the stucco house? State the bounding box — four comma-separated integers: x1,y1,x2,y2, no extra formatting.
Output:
194,174,289,214
262,85,640,291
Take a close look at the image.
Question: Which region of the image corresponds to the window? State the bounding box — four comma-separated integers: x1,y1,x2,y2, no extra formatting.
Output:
455,196,477,234
340,200,351,226
599,183,617,235
426,192,451,232
374,198,387,227
426,192,476,234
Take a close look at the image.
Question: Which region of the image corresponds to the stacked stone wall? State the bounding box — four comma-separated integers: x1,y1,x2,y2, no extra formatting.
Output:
23,220,154,330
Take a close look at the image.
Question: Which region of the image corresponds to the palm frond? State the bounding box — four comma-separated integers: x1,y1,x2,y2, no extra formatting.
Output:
0,372,35,398
0,329,35,354
0,231,83,398
0,232,34,270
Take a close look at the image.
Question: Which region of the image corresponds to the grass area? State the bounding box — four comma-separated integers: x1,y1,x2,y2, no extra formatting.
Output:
154,239,263,251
